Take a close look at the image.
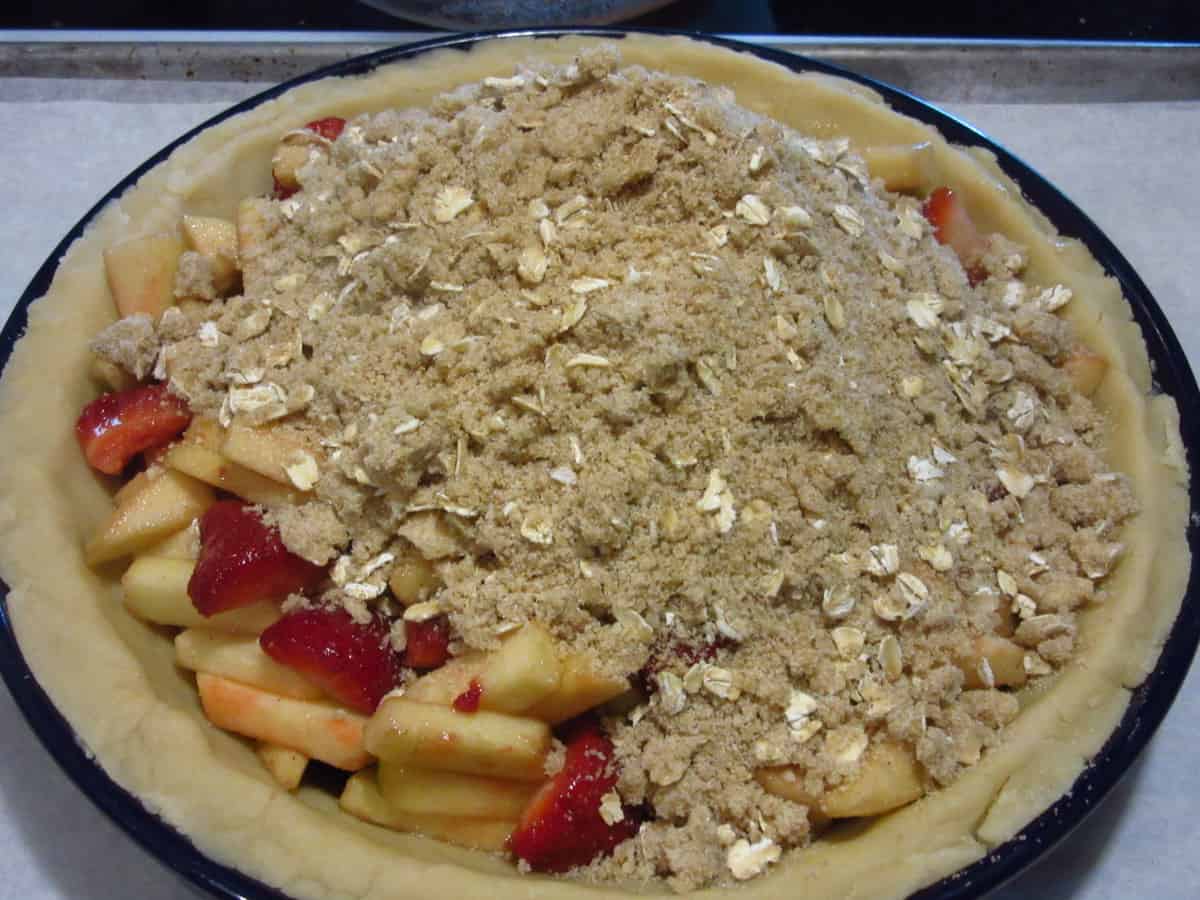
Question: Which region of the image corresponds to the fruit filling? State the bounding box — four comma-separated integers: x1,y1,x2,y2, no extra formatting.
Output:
76,47,1138,889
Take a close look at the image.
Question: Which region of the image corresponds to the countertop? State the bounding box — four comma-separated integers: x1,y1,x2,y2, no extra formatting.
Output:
1,43,1199,900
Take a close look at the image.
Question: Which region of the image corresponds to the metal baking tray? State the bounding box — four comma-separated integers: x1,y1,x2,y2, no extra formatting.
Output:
2,29,1199,103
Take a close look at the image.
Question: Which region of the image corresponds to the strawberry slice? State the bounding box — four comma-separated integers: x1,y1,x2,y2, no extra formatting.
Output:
509,719,639,872
922,186,988,284
260,606,401,714
188,501,326,616
75,383,191,476
402,615,451,669
305,116,346,141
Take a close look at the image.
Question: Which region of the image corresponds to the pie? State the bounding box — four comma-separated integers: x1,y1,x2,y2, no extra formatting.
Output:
0,32,1190,899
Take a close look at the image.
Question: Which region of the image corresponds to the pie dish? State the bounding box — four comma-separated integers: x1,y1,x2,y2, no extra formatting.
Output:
0,29,1196,900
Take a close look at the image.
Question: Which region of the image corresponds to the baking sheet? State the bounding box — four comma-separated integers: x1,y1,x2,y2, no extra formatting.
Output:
1,59,1199,900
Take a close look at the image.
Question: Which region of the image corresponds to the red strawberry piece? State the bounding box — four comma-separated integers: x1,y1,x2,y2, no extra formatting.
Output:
260,606,401,714
75,383,191,476
452,678,484,713
305,116,346,141
188,501,326,616
273,178,297,201
402,615,451,669
509,719,639,872
922,186,988,284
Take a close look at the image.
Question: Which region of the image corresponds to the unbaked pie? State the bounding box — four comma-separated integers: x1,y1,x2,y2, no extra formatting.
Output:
0,33,1189,900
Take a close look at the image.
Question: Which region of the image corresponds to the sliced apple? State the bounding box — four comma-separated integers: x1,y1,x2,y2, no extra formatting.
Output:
85,468,214,566
103,232,184,318
257,742,308,791
143,523,198,560
365,697,550,782
165,441,305,506
89,357,137,394
1062,350,1109,397
272,143,311,196
197,672,369,771
387,551,440,605
180,215,240,294
401,625,565,716
820,742,925,819
472,623,561,714
339,771,515,852
378,761,539,820
957,634,1028,689
175,629,324,701
523,652,631,725
236,197,273,295
219,424,311,486
112,467,155,508
859,142,933,194
404,652,486,706
121,556,280,634
754,767,831,829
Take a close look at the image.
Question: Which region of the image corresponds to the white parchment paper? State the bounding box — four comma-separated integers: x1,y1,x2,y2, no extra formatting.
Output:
0,76,1197,900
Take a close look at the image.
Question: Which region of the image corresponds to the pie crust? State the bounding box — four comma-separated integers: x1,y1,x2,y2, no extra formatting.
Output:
0,34,1190,899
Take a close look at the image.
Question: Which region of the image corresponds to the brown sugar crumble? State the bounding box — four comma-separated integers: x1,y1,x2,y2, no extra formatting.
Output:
94,46,1137,890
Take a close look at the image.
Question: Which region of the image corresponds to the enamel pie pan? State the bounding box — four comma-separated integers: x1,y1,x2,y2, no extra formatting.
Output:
1,28,1198,900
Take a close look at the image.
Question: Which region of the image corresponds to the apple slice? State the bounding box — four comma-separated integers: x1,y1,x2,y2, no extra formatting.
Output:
112,467,154,508
272,117,347,198
175,628,325,701
859,142,932,193
339,771,515,852
365,697,550,782
85,468,214,566
378,761,539,820
165,439,306,506
257,742,308,791
103,232,184,318
197,672,369,771
509,719,638,872
956,634,1027,689
235,197,274,296
188,501,326,616
180,215,239,295
819,741,925,819
143,524,199,560
922,186,988,285
468,623,561,713
77,383,192,476
1062,349,1109,397
523,652,631,725
89,357,137,394
404,652,486,706
754,767,831,829
387,551,440,605
122,556,280,634
220,424,313,486
259,607,402,714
